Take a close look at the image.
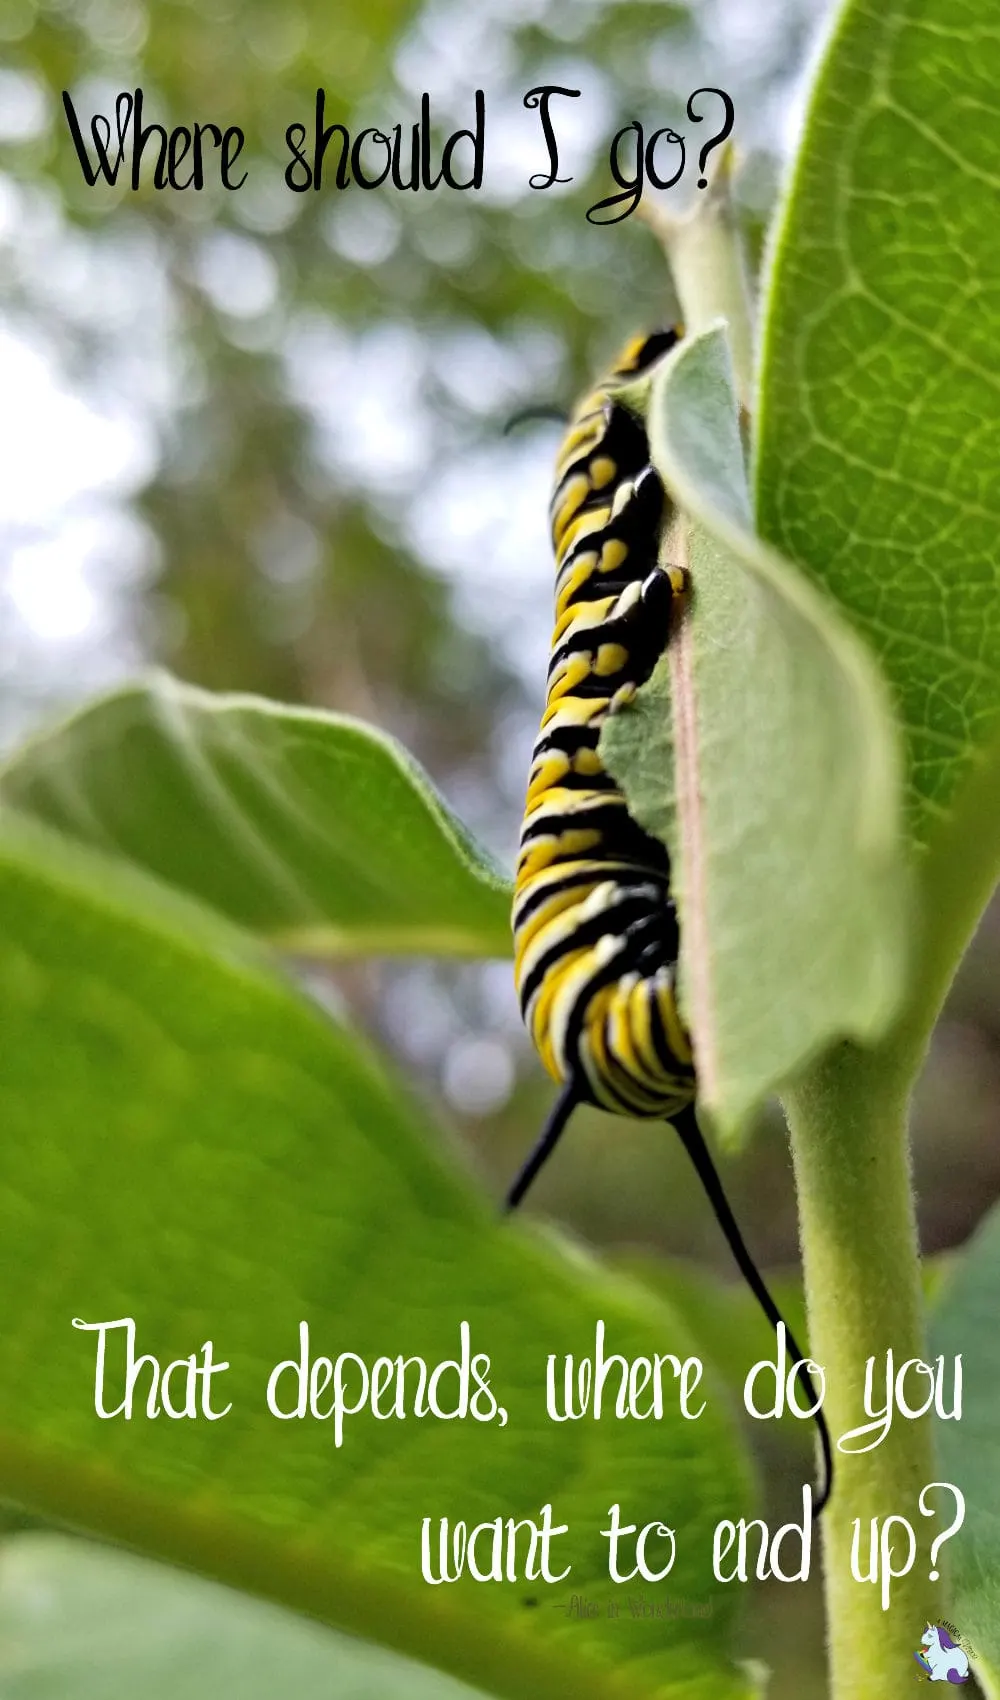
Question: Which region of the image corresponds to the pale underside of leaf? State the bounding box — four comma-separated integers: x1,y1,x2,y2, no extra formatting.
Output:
602,328,908,1139
0,675,513,960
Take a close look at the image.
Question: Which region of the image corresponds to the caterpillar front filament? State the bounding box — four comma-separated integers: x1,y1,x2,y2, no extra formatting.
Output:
508,328,833,1515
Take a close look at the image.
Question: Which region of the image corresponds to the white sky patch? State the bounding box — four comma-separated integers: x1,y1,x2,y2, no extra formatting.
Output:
0,329,154,707
193,230,280,320
0,69,48,142
9,529,102,641
395,4,513,107
407,432,556,687
325,197,401,267
434,323,521,413
0,332,148,527
5,505,152,647
781,5,831,155
0,173,19,240
286,317,435,494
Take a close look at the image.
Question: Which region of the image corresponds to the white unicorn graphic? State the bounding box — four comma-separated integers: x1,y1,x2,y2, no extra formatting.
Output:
914,1623,970,1684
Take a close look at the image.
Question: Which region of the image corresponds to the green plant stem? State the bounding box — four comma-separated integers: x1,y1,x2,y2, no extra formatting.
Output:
784,1046,940,1700
640,146,754,406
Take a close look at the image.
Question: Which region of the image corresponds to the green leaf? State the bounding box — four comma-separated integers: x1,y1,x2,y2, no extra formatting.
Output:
0,676,511,959
756,0,1000,863
929,1202,1000,1687
0,1533,489,1699
0,812,757,1700
602,328,908,1138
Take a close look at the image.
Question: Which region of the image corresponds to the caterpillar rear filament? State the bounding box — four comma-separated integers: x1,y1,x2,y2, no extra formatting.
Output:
508,328,833,1515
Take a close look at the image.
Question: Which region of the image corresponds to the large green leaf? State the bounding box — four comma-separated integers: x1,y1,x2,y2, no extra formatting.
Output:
0,1534,489,1699
0,812,756,1700
929,1204,1000,1693
602,329,907,1137
756,0,1000,859
0,677,511,958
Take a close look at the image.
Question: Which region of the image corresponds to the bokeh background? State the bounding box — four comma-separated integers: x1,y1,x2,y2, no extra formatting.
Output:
1,0,997,1691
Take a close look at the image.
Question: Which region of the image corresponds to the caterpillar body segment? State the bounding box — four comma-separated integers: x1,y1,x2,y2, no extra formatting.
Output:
514,327,694,1119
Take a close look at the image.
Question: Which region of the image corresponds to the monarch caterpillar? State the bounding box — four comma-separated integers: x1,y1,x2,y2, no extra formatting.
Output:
508,328,833,1515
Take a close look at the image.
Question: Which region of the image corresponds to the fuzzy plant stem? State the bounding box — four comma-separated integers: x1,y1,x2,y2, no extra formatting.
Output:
785,1047,940,1698
638,145,755,408
786,790,1000,1698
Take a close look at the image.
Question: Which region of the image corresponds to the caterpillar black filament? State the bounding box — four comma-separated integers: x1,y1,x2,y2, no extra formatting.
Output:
508,328,833,1515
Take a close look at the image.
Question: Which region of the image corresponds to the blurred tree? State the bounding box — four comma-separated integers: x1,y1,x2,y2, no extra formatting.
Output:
0,0,822,794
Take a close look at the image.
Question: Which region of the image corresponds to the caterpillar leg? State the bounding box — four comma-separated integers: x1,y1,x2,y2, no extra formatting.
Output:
671,1102,834,1516
504,1078,580,1212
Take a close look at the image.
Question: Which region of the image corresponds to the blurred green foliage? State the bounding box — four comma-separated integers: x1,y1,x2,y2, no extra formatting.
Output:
0,0,810,785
